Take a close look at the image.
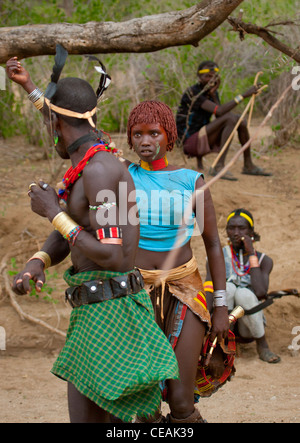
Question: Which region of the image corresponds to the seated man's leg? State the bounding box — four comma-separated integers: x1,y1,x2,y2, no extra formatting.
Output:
234,288,280,363
207,112,252,171
183,127,212,170
206,112,238,171
234,287,265,339
184,112,239,174
237,116,272,176
236,116,255,171
226,281,237,311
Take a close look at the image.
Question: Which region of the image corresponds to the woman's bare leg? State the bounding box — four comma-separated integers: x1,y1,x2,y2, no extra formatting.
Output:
167,309,206,419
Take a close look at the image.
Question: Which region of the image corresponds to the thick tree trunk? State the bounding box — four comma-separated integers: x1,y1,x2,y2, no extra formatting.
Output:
0,0,243,63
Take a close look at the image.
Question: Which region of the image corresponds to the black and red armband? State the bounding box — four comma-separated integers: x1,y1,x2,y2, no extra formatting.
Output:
96,227,123,245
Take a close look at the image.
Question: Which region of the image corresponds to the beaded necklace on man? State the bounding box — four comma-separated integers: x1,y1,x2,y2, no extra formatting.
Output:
58,142,119,202
230,244,251,277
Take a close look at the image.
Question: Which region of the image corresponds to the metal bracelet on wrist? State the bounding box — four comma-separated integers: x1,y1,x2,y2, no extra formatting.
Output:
28,88,44,103
213,289,228,307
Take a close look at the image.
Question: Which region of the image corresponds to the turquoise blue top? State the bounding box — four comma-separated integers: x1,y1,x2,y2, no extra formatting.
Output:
128,163,203,251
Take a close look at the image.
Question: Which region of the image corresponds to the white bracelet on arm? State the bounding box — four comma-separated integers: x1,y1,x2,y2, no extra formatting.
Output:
234,94,244,104
213,289,228,307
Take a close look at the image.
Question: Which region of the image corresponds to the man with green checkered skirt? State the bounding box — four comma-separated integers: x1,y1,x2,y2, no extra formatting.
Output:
9,47,179,423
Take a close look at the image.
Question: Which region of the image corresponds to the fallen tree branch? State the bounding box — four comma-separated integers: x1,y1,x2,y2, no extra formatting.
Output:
265,20,299,29
227,16,300,63
0,0,244,63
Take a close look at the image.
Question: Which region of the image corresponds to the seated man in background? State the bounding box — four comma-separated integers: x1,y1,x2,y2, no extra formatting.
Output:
176,60,271,180
205,208,280,363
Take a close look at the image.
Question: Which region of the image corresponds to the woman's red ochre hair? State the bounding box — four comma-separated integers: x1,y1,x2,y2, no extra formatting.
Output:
127,100,178,152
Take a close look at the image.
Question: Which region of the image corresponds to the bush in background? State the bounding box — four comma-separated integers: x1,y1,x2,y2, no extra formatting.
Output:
0,0,299,152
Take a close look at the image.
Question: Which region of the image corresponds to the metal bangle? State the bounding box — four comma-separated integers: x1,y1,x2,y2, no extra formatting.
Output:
52,211,80,240
33,96,44,110
213,289,228,307
28,88,44,103
27,251,51,269
234,94,244,104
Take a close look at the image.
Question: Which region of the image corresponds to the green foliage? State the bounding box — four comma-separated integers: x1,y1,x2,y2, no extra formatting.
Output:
70,0,190,22
7,257,58,304
0,0,67,26
0,0,299,148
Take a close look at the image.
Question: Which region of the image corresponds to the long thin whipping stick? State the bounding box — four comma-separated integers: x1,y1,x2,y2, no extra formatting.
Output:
211,99,253,169
247,71,263,129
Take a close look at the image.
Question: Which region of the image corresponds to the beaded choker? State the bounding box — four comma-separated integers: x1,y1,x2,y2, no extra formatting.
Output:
140,156,168,171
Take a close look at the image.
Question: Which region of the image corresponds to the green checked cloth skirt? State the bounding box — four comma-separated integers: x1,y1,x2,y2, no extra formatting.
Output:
51,267,179,422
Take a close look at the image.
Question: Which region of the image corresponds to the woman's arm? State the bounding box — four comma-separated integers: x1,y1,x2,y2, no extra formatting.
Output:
194,177,229,341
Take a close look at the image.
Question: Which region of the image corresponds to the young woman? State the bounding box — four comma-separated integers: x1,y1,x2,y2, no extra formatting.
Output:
125,101,229,423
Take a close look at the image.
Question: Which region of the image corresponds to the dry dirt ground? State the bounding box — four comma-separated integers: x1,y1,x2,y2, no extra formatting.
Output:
0,123,300,423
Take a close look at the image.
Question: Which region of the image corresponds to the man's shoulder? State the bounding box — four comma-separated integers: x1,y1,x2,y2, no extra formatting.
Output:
84,151,125,178
90,149,122,164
